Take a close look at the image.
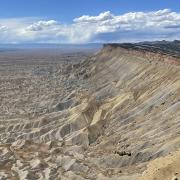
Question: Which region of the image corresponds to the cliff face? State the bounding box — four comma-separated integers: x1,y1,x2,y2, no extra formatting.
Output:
0,42,179,179
103,41,180,65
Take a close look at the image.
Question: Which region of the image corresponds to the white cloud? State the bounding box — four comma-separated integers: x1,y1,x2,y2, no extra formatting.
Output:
26,20,58,31
74,11,113,23
0,25,8,31
0,9,180,43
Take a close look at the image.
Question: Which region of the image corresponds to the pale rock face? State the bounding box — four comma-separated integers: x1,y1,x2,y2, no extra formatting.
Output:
63,171,86,180
30,159,47,169
55,155,76,171
0,172,10,180
11,139,28,149
64,145,85,160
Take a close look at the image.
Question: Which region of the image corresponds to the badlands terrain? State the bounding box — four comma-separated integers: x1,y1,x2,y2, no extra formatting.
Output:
0,41,180,180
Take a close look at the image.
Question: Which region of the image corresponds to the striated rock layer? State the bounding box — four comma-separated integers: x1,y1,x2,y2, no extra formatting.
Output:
0,41,180,179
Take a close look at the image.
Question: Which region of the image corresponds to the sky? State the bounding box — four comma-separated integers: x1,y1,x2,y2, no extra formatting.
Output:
0,0,180,44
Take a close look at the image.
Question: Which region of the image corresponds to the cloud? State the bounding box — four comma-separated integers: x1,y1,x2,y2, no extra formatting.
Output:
0,25,8,31
73,11,114,23
0,9,180,43
26,20,58,31
164,24,180,29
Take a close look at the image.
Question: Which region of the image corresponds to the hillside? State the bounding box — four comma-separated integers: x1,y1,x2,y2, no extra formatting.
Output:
0,41,179,180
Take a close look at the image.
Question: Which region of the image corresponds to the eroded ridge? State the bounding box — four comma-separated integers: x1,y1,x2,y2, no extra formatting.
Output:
104,40,180,65
0,42,180,179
